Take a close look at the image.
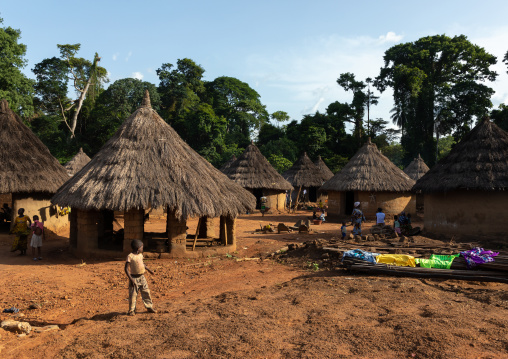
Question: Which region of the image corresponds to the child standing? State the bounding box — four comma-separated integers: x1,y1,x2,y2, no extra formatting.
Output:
340,221,347,239
376,208,385,226
30,215,44,261
125,239,156,316
394,215,401,235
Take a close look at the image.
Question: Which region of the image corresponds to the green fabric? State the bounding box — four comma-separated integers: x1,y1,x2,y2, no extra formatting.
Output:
415,254,460,269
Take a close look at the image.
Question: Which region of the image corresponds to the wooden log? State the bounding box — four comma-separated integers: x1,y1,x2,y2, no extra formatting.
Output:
192,217,202,251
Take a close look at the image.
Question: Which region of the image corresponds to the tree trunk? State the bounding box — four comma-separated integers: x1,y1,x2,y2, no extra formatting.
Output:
69,79,92,138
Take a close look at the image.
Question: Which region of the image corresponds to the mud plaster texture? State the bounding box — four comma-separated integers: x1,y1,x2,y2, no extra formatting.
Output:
12,193,69,233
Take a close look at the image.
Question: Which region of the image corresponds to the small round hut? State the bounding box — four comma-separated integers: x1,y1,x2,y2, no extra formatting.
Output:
283,152,331,203
404,154,430,210
221,143,292,210
320,138,416,219
413,118,508,240
52,91,255,258
314,156,334,178
0,99,69,233
64,148,91,177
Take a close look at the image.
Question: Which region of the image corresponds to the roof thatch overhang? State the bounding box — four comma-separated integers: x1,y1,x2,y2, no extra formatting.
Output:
52,91,256,219
65,148,92,176
222,144,292,191
0,99,68,194
404,154,430,181
283,152,330,188
413,118,508,193
320,138,415,192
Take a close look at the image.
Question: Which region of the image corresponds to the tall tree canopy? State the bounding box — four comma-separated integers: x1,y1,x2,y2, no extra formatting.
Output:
0,18,34,116
375,35,497,166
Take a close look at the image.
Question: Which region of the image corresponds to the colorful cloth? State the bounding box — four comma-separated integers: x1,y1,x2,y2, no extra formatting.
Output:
11,215,30,252
460,247,499,269
342,249,379,264
415,254,460,269
376,254,416,267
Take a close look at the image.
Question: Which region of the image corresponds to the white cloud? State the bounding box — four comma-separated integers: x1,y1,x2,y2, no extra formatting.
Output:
125,51,132,62
131,72,144,80
112,53,119,61
378,31,404,44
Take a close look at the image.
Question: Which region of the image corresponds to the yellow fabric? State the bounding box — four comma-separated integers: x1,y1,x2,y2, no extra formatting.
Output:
376,254,416,267
13,215,30,235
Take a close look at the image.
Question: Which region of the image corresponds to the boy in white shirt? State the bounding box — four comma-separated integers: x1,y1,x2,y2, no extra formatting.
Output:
376,208,386,226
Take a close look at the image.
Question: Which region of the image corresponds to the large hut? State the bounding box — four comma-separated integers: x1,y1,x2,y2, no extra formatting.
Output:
0,99,69,232
52,91,255,258
283,152,331,203
413,118,508,240
320,138,416,219
64,148,91,176
404,154,430,210
221,143,292,210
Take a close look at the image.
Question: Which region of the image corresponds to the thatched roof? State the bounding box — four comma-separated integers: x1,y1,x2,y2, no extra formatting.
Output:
283,152,330,188
413,118,508,193
64,148,91,176
404,154,429,181
314,156,334,180
52,91,256,219
221,144,292,191
320,138,415,192
219,155,237,172
0,99,69,194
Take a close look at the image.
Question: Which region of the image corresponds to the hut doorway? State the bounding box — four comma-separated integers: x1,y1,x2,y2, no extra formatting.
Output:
345,191,355,215
253,188,263,209
97,210,124,251
308,187,317,202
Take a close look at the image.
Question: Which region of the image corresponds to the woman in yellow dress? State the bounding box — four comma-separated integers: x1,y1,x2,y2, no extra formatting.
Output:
10,208,31,255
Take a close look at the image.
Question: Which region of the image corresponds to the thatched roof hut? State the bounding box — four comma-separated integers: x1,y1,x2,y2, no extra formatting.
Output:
412,119,508,240
413,119,508,193
221,143,292,210
64,148,91,177
404,154,430,182
321,138,415,218
219,155,237,172
52,91,255,257
0,99,68,194
53,91,255,219
0,99,69,232
314,156,334,179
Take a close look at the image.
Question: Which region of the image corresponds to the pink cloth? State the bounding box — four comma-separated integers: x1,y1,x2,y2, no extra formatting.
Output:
32,221,44,234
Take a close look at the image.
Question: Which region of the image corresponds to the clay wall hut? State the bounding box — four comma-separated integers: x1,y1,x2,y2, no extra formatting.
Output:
404,154,430,210
52,91,255,258
413,118,508,240
320,138,416,220
0,99,69,233
64,148,91,176
283,152,331,203
222,144,292,210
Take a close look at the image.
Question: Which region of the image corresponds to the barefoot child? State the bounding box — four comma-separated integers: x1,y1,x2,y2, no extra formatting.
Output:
125,239,156,315
341,221,347,239
30,215,44,261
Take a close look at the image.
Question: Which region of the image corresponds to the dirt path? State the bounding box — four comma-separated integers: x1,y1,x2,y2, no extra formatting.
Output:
1,211,507,358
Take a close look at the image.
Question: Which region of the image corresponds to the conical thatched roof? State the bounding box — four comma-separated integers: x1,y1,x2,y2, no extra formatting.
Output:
404,154,430,181
283,152,330,188
413,119,508,193
314,156,334,180
219,155,237,172
222,144,292,191
52,91,255,219
0,99,69,194
321,138,415,192
64,148,91,176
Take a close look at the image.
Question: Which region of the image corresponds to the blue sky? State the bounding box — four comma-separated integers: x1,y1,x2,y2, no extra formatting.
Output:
2,1,508,129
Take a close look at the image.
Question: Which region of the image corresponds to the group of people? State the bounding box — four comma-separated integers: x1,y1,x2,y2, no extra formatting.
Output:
340,203,412,237
9,208,44,260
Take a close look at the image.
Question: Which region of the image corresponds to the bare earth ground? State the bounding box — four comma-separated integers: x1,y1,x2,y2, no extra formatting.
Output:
0,211,507,359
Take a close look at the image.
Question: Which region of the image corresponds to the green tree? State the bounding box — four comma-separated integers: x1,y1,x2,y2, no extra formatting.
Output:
491,104,508,132
270,110,290,128
437,135,455,161
504,50,508,73
32,43,108,138
267,154,293,173
376,35,497,166
205,76,268,147
0,17,34,116
380,142,405,168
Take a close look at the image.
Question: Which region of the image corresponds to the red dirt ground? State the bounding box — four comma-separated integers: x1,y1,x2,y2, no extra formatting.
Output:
0,211,507,358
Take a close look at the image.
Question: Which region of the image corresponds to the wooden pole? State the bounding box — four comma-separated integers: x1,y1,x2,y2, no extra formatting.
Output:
293,186,302,213
287,189,293,213
192,217,202,251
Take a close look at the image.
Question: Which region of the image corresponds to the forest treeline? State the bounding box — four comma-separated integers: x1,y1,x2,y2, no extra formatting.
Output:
2,17,508,172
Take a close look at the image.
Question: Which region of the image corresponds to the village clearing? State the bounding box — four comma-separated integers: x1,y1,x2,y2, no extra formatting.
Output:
0,212,507,359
